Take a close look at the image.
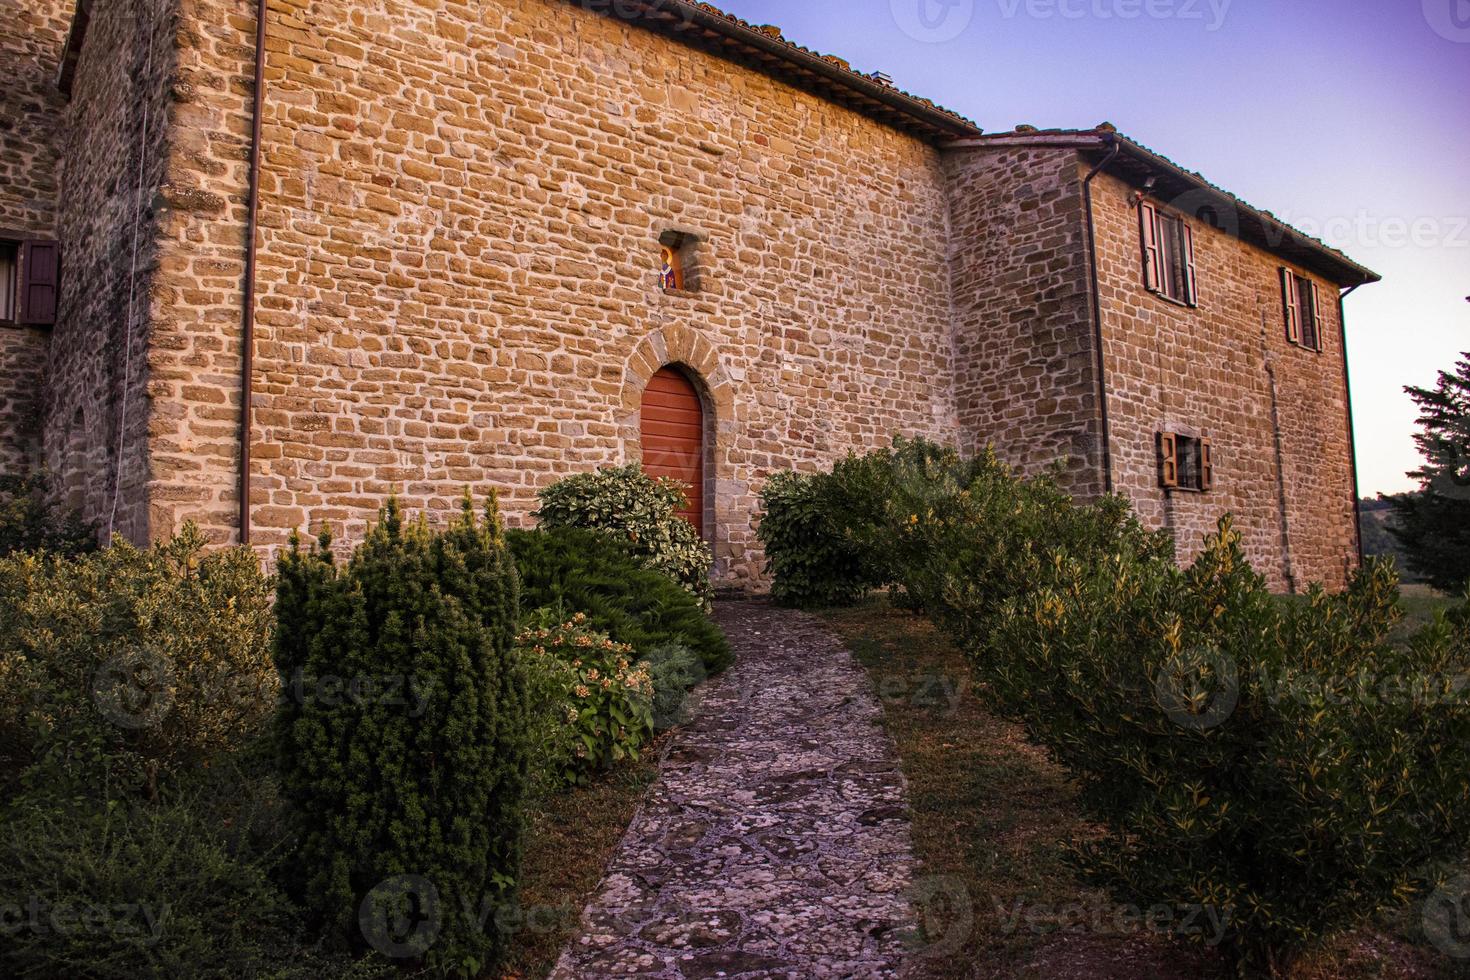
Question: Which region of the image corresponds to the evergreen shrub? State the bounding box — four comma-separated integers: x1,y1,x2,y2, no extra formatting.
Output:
533,465,712,601
273,497,525,977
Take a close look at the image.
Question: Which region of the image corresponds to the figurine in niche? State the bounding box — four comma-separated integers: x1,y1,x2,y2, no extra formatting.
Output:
660,246,683,292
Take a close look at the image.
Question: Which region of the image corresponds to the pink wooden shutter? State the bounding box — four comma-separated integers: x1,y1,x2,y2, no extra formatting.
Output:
1139,202,1162,293
1281,268,1300,345
1199,438,1214,491
1158,432,1179,488
18,240,59,326
1308,280,1323,351
1181,222,1198,306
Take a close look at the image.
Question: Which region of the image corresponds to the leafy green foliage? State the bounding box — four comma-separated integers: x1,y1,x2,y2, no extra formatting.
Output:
984,519,1470,974
507,526,730,676
0,473,97,559
0,770,394,980
273,497,526,977
534,465,713,601
766,436,1470,970
1389,351,1470,592
515,611,653,788
0,524,275,800
756,470,876,608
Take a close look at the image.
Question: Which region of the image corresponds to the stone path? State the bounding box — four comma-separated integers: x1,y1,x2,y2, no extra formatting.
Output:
550,601,919,979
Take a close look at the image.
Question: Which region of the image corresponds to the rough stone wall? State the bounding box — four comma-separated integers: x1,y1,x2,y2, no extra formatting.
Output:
44,0,178,539
943,146,1104,496
0,0,71,475
163,0,959,582
0,326,49,473
1090,170,1358,590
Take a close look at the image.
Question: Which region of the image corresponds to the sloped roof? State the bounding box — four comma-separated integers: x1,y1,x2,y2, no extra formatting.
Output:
590,0,984,141
947,127,1381,287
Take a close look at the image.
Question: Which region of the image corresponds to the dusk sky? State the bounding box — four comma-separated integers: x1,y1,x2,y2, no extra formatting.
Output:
714,0,1469,497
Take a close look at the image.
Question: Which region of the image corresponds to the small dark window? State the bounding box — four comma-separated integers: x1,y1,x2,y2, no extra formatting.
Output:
0,242,15,323
1159,431,1214,492
1282,269,1321,351
1139,202,1197,306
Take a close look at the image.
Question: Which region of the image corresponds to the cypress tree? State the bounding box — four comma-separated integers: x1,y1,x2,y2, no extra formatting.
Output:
274,495,525,976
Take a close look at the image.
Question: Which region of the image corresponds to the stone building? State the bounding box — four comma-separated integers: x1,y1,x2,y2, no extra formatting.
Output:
0,0,1377,589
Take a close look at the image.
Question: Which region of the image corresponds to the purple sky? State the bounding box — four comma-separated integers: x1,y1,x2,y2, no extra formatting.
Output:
711,0,1470,496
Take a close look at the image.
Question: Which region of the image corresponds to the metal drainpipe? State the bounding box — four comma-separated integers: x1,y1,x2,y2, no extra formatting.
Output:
239,0,267,545
1082,136,1120,494
1339,282,1366,568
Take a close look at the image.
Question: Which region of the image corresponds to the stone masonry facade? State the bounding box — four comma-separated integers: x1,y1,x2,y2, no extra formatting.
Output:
1090,169,1358,590
0,0,1374,589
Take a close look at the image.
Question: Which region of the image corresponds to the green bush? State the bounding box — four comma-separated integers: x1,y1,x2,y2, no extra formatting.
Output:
0,775,393,980
757,470,875,608
882,447,1171,645
533,465,713,601
0,524,275,799
507,526,730,676
984,518,1470,974
273,497,526,977
515,611,653,788
0,473,97,558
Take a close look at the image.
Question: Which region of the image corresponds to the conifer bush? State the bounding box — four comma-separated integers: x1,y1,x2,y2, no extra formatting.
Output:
273,497,526,977
507,526,731,675
534,465,713,602
984,518,1470,974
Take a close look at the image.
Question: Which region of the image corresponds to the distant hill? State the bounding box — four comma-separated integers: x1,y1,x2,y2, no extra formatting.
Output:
1359,497,1423,584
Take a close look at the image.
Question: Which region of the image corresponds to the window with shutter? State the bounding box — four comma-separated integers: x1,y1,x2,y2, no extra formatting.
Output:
1139,201,1161,293
1158,432,1179,488
18,240,60,326
1303,279,1322,351
1283,268,1321,352
1181,223,1198,306
0,242,15,323
1159,431,1215,492
1143,206,1198,306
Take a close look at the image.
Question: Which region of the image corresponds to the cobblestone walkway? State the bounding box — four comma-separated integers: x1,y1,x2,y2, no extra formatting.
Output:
550,601,919,979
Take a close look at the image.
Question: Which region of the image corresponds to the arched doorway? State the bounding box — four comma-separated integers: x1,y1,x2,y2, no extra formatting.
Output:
640,366,705,535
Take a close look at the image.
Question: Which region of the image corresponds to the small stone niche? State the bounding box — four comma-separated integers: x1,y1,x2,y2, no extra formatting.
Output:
658,230,701,294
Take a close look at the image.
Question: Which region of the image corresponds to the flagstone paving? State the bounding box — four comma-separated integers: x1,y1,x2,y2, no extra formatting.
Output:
550,600,920,979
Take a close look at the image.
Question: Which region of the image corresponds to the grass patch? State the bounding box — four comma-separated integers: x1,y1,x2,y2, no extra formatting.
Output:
821,596,1454,979
502,739,665,978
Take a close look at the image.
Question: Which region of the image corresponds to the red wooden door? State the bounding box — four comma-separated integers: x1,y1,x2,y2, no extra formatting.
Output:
640,368,704,535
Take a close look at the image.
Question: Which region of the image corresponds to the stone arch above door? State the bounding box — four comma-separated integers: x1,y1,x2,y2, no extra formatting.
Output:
618,325,736,442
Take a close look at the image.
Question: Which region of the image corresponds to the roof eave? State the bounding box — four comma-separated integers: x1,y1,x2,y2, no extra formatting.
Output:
591,0,984,143
1104,137,1381,288
946,131,1379,288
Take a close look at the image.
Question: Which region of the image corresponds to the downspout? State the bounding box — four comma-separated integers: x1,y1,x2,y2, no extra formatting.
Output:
1082,136,1120,493
239,0,267,545
1339,282,1365,568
